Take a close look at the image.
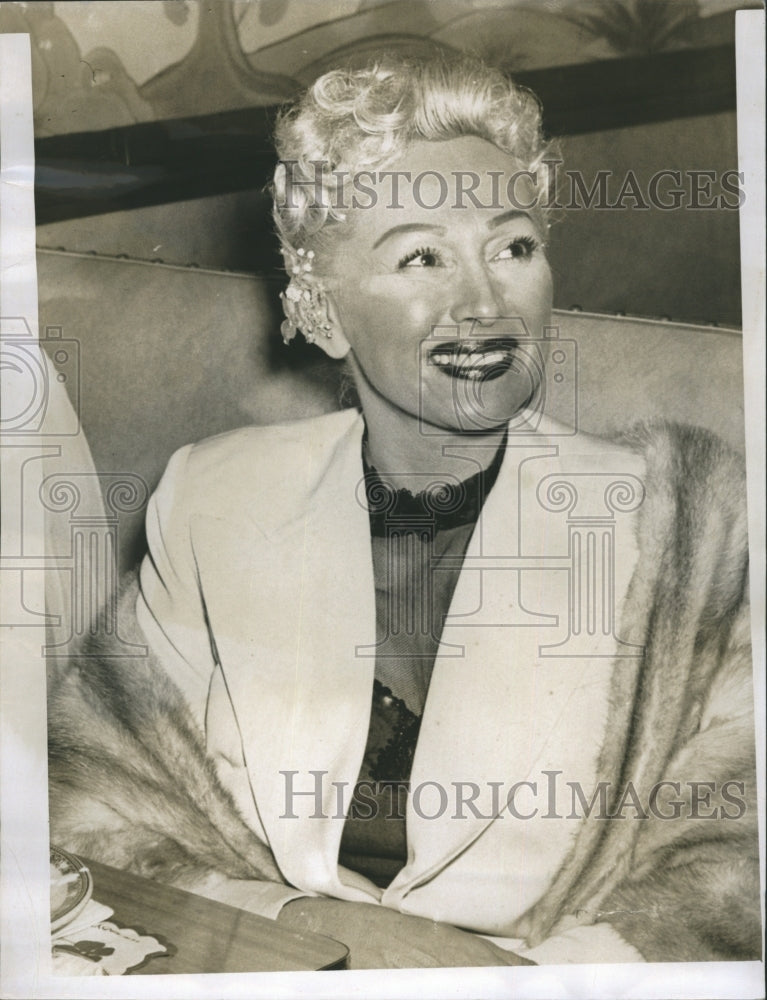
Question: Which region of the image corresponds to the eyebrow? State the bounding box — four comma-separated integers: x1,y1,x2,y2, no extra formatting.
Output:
371,210,532,249
372,223,446,249
488,209,531,230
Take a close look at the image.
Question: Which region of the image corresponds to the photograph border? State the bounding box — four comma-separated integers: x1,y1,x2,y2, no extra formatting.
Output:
1,6,765,996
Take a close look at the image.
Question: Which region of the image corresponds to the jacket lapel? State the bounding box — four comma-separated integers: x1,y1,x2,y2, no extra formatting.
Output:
385,420,640,915
195,413,381,900
196,409,642,914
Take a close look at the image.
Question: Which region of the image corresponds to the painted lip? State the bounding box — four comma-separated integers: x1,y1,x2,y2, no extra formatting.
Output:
426,338,520,381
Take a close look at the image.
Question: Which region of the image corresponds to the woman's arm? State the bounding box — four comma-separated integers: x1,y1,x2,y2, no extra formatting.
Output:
591,629,761,963
554,607,761,963
47,573,283,884
523,425,761,964
48,444,298,914
135,444,218,723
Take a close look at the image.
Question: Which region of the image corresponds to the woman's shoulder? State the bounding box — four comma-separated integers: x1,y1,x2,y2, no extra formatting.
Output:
544,414,744,484
533,413,647,478
535,418,746,541
615,419,746,499
187,407,360,469
618,421,748,610
155,408,362,519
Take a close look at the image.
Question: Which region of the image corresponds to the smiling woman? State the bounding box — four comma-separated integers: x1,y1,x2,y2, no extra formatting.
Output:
300,137,553,457
48,52,761,970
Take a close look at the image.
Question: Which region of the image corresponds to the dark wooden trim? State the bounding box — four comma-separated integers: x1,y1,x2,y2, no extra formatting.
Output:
521,44,736,137
34,45,736,225
34,107,277,225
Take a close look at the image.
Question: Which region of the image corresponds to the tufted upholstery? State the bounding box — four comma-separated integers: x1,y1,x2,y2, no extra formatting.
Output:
37,248,745,574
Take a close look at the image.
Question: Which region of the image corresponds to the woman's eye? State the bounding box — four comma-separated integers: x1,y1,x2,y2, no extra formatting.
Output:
397,246,442,269
495,236,539,261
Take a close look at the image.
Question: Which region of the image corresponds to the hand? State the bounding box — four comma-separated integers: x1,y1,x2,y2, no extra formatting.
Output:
277,897,535,969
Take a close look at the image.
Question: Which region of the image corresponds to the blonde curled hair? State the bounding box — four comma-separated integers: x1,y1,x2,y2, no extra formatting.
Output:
271,52,554,270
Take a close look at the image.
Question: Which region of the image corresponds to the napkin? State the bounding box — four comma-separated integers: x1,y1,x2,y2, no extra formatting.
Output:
52,899,168,976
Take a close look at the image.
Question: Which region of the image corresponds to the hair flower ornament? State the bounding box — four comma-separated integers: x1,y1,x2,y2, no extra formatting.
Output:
279,247,333,345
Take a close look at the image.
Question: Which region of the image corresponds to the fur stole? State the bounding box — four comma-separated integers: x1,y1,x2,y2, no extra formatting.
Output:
48,421,760,960
517,422,761,961
47,576,283,888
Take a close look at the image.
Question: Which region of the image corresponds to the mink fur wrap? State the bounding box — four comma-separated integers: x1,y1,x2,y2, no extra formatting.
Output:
48,421,761,962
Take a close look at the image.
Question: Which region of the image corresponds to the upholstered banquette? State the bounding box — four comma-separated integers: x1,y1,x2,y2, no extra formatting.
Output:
35,248,745,656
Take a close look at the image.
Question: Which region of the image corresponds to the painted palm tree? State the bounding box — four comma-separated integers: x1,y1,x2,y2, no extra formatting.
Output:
560,0,701,57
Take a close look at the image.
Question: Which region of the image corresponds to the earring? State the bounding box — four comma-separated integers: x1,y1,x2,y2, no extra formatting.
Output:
279,247,334,345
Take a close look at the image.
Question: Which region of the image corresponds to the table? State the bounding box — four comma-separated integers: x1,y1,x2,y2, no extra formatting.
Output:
81,859,349,974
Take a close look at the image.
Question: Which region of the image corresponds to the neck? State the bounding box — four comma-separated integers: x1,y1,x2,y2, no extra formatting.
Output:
353,365,510,491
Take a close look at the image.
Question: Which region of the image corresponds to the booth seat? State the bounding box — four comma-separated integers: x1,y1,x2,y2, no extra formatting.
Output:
35,248,745,655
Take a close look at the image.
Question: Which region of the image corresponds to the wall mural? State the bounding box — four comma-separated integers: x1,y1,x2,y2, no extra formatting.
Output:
3,0,749,326
0,0,749,137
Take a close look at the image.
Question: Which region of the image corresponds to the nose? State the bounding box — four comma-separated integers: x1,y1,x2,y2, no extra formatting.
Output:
448,262,506,327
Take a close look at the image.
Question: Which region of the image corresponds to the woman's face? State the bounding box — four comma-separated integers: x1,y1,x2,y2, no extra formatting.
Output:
322,135,554,434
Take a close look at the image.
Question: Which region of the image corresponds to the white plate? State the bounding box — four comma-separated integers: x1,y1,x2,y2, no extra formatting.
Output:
50,846,93,932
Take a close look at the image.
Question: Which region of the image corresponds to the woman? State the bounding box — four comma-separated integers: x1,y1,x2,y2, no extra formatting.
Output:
48,54,760,968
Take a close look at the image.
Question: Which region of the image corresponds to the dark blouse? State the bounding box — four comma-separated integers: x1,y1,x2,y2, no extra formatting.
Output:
337,441,506,887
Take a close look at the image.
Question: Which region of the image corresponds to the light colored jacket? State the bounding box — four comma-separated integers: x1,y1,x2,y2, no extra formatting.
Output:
132,407,758,962
49,406,758,964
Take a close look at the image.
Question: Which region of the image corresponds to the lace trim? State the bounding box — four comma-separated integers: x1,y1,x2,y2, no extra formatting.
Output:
368,680,422,783
362,434,506,536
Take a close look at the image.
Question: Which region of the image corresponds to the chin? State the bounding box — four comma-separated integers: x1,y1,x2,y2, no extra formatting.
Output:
418,404,521,437
420,382,536,436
